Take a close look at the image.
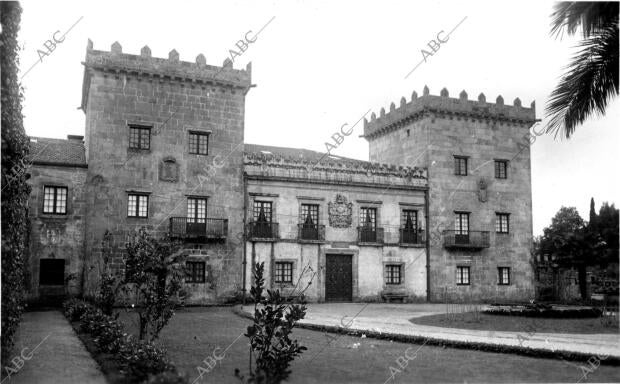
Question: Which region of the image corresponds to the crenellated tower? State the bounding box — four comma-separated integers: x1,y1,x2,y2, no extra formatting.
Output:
80,40,252,302
364,86,537,301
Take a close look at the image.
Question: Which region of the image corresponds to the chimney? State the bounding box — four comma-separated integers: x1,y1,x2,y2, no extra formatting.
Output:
67,135,84,142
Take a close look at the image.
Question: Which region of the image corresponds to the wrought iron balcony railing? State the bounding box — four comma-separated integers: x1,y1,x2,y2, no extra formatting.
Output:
357,226,385,244
297,223,326,241
169,217,228,240
247,221,279,240
399,228,425,245
442,230,490,250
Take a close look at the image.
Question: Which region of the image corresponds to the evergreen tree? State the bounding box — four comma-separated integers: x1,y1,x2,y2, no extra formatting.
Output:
589,197,597,226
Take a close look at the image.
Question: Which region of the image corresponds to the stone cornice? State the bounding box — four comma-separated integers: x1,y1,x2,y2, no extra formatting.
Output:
244,174,429,191
243,152,427,180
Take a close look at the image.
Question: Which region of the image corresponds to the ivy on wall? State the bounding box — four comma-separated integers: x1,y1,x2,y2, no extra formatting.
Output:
1,1,32,362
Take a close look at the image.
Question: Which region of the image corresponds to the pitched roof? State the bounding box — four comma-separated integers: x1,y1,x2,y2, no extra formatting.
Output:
244,143,367,165
28,136,87,167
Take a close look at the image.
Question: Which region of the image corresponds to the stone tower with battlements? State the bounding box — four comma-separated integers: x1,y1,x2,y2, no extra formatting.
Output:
364,86,537,301
80,41,252,303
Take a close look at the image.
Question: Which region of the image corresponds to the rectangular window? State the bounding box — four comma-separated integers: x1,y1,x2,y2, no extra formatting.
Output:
498,267,511,285
189,131,209,155
43,186,68,214
400,209,418,244
495,160,508,179
300,204,319,225
186,261,205,283
454,212,469,234
127,194,149,217
385,264,402,285
274,262,293,284
129,125,151,150
456,266,470,285
401,210,418,230
300,203,320,240
495,213,510,234
360,207,377,228
454,156,468,176
187,197,207,223
253,201,272,222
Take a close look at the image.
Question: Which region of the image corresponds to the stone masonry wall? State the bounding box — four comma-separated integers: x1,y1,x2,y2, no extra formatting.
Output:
81,42,251,302
365,87,537,302
244,154,429,302
26,164,87,301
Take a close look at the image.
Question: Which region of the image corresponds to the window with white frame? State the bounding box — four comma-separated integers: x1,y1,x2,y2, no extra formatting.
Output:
43,186,67,214
498,267,510,285
454,156,468,176
128,194,149,217
385,264,403,285
456,266,470,285
274,262,293,284
496,213,510,234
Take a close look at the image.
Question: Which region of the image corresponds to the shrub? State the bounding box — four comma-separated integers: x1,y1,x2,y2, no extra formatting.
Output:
63,298,90,322
79,306,109,335
238,262,308,383
121,338,174,381
484,303,602,318
94,318,126,354
62,299,182,382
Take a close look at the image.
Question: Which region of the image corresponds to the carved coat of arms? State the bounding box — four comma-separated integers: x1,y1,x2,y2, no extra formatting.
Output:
328,194,353,228
478,178,488,203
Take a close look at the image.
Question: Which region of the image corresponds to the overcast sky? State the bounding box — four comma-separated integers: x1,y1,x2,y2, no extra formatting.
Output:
16,0,619,235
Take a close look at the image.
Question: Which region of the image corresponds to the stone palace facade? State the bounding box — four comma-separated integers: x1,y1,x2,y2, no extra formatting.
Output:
24,41,537,304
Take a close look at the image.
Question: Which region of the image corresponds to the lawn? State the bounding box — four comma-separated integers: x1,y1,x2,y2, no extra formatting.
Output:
118,307,620,383
409,311,620,334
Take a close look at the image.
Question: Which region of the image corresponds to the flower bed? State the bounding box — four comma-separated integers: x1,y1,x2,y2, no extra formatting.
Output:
484,303,602,318
62,298,189,384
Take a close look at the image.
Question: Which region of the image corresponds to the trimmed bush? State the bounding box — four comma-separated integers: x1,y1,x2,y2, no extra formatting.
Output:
79,306,109,335
484,304,602,318
63,298,90,322
482,303,601,319
63,299,181,382
94,318,126,354
121,338,174,381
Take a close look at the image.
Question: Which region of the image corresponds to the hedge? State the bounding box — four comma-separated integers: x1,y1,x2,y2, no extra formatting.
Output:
62,299,189,383
1,1,31,364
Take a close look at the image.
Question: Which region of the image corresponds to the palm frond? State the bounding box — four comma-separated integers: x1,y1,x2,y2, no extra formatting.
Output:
545,24,619,138
550,2,619,39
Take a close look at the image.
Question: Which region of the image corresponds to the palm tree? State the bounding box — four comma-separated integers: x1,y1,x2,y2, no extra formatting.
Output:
545,2,619,138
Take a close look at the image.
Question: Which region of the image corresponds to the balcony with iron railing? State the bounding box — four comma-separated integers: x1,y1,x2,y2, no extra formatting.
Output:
442,230,490,250
297,223,326,242
399,228,425,246
247,221,280,241
169,217,228,241
357,226,385,245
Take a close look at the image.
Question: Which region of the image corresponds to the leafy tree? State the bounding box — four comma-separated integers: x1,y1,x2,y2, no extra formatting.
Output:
1,1,31,362
236,262,309,384
121,228,186,341
545,2,619,138
538,207,605,298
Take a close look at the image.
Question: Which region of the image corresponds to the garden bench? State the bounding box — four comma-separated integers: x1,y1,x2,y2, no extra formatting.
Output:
381,292,407,303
